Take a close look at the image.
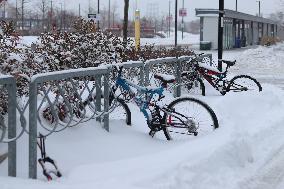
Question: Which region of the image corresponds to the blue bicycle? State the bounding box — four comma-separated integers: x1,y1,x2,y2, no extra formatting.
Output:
107,66,219,140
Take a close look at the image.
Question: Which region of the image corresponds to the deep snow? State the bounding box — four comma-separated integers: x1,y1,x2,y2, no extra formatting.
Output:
0,39,284,189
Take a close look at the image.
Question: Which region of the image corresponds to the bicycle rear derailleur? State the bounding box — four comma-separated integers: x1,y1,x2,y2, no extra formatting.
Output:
148,110,164,137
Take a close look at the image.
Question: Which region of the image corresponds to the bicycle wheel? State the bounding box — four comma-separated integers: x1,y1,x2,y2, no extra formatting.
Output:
93,95,131,125
162,97,219,140
227,75,262,93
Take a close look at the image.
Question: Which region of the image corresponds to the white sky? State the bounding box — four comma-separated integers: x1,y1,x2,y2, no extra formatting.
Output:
12,0,281,21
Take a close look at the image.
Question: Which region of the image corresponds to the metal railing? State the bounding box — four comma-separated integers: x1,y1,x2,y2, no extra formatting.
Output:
144,57,182,97
28,67,110,179
114,61,145,86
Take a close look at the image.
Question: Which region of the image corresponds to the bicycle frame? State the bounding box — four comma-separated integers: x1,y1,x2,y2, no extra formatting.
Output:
111,66,211,137
112,72,164,122
188,57,231,94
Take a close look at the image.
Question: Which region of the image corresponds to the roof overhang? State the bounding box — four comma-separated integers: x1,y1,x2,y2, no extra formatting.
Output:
196,8,277,25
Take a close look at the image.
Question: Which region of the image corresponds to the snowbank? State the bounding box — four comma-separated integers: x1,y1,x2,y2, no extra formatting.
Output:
0,84,284,189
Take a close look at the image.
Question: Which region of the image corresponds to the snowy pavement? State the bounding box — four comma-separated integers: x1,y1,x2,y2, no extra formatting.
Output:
0,39,284,189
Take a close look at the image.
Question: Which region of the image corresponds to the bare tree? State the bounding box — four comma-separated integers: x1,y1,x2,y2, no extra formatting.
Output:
112,1,118,27
35,0,49,31
123,0,129,43
39,0,48,31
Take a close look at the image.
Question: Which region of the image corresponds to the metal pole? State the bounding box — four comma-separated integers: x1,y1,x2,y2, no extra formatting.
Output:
29,82,38,179
88,0,91,13
236,0,238,11
21,0,24,31
8,81,17,177
218,0,224,71
3,1,6,19
63,0,65,30
182,0,184,39
108,0,110,28
79,3,81,17
16,0,18,29
258,1,261,17
60,3,63,30
168,0,171,38
174,0,177,47
50,0,53,31
103,72,110,132
97,0,100,29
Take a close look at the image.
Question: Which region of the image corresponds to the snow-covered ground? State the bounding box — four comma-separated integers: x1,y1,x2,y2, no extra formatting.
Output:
139,31,199,46
1,39,284,189
17,31,199,48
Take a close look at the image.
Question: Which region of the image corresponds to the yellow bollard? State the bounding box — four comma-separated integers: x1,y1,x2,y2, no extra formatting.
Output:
135,10,141,50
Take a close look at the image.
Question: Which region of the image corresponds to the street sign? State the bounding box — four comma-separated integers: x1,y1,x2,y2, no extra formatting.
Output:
88,14,101,21
179,8,187,17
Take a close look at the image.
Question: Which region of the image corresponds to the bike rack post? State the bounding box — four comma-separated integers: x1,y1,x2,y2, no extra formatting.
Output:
103,70,110,131
0,76,17,177
175,59,182,97
28,79,38,179
95,75,102,122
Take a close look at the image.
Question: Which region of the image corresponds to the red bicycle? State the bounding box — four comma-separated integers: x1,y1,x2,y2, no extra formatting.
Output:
182,55,262,96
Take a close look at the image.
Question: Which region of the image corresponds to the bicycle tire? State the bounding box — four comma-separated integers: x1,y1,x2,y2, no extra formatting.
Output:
94,95,131,126
227,75,262,93
162,97,219,140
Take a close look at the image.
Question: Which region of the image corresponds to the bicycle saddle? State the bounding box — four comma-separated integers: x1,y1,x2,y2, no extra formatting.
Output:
154,73,175,84
222,60,236,67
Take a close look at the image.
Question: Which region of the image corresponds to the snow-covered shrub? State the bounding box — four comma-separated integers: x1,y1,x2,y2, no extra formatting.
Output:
260,36,281,46
0,21,21,114
123,45,194,62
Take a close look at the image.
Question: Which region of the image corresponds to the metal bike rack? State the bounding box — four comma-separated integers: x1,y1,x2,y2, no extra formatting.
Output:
28,67,110,179
0,75,18,177
144,57,182,97
0,55,215,180
116,61,145,86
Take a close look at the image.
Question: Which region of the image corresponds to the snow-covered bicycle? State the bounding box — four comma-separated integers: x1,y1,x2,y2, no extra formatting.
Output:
107,66,219,140
182,54,262,95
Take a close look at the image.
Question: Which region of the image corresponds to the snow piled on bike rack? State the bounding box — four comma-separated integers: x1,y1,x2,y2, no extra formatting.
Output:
1,44,284,189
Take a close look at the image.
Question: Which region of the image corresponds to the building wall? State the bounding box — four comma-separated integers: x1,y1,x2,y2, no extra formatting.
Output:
200,15,283,49
252,22,259,45
267,24,271,36
277,26,284,40
203,17,218,49
263,23,268,36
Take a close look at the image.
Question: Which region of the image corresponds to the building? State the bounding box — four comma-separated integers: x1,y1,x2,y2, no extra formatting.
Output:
196,9,284,49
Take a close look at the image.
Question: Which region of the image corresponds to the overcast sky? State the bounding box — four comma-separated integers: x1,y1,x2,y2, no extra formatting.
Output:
17,0,280,21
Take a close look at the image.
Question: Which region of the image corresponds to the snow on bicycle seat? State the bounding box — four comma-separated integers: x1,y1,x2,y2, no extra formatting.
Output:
154,73,176,84
222,60,236,67
198,63,222,74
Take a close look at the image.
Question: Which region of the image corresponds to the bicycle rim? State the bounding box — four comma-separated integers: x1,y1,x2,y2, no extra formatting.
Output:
229,75,262,93
163,97,218,141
